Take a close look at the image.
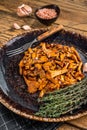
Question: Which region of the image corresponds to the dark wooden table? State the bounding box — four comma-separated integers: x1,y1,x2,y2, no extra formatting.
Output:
0,0,87,129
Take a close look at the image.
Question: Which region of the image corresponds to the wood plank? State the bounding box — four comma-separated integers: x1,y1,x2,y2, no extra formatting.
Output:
68,115,87,129
56,123,80,130
0,0,87,45
0,0,87,33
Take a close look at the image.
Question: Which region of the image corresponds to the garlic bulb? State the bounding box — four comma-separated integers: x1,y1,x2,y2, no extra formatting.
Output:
83,63,87,73
17,4,32,17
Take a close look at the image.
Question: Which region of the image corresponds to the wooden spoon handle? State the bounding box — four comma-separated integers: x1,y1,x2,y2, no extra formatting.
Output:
37,25,64,41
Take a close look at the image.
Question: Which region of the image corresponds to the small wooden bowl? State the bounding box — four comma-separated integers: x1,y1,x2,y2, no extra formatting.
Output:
35,4,60,25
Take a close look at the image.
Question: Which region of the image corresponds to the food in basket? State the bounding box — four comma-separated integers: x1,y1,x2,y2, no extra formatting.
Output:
19,42,84,98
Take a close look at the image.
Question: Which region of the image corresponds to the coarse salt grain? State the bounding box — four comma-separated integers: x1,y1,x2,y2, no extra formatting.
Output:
36,8,57,19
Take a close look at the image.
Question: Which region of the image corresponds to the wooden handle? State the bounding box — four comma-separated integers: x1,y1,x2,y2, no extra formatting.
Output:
37,25,64,41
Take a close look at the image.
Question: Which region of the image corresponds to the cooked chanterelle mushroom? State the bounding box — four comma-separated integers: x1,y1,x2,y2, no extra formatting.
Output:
19,42,84,97
83,63,87,72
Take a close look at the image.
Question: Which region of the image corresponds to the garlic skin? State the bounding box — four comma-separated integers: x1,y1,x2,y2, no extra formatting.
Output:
17,4,32,17
18,4,25,9
83,63,87,73
22,25,31,30
17,8,26,17
23,4,32,13
13,23,21,29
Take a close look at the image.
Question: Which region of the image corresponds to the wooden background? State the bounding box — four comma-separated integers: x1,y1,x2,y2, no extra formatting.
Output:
0,0,87,46
0,0,87,129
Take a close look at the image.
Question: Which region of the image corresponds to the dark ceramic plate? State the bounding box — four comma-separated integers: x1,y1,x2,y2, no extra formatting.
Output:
0,29,87,122
35,4,60,25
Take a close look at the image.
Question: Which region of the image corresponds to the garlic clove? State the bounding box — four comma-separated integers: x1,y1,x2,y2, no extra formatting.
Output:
13,23,21,29
22,25,31,30
23,4,32,13
83,63,87,73
17,8,26,17
22,7,30,16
